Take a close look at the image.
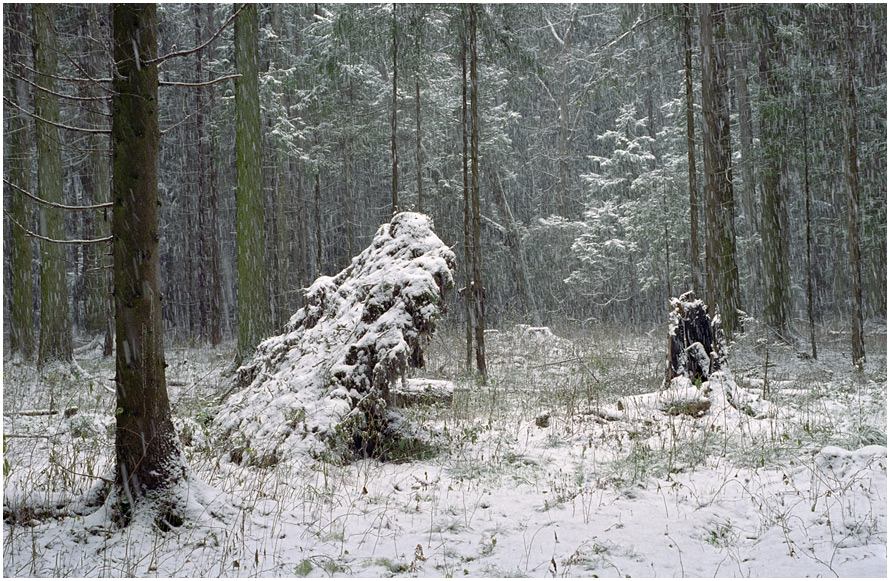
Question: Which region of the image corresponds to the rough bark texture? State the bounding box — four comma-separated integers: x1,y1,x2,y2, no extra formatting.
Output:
683,4,702,298
81,7,113,341
111,3,184,513
461,16,473,373
841,5,866,370
700,3,742,339
469,5,487,380
5,4,35,359
235,4,271,363
758,19,792,341
33,4,72,366
391,5,399,214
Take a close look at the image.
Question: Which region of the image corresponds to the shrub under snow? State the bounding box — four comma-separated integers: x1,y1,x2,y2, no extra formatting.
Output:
214,212,455,465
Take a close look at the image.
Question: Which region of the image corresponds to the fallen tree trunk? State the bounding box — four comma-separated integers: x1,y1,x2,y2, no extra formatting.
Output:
215,212,455,465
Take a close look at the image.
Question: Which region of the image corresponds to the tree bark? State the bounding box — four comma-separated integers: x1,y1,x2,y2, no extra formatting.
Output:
730,12,760,314
488,162,541,326
700,3,742,339
841,4,866,369
469,5,487,380
80,6,113,343
802,103,817,360
205,3,223,346
5,4,35,359
391,5,399,214
758,17,791,342
415,30,424,215
193,3,211,341
461,12,473,373
235,4,271,363
111,2,184,517
33,3,72,366
683,4,702,297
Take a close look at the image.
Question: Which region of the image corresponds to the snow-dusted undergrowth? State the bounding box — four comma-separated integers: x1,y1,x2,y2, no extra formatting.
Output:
215,212,455,465
3,320,886,577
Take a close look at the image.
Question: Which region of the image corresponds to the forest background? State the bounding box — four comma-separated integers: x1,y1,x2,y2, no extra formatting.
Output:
2,3,886,368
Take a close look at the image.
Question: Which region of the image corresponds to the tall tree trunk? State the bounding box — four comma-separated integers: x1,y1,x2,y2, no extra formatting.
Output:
111,2,185,518
461,11,473,373
841,4,865,369
33,3,72,366
469,5,487,380
488,163,541,326
193,3,210,341
268,2,291,329
700,3,742,339
802,103,817,360
80,6,113,343
682,4,701,297
415,32,424,215
205,3,223,346
757,18,791,342
5,4,35,359
731,20,760,310
556,7,578,218
391,5,399,214
235,4,271,363
314,169,322,276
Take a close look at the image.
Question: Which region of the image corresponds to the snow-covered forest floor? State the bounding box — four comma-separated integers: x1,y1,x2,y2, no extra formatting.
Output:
3,321,886,577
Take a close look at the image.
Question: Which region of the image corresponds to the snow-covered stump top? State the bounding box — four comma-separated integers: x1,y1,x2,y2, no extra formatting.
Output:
215,212,455,465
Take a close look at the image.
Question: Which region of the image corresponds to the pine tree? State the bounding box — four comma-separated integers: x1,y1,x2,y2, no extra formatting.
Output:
682,3,701,296
235,3,271,363
111,2,185,520
4,4,35,359
841,4,866,369
468,5,486,379
33,3,72,366
757,12,792,341
700,3,742,338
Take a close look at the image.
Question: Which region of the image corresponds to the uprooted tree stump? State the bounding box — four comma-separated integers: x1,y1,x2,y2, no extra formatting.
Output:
214,212,455,465
666,291,726,385
607,292,774,421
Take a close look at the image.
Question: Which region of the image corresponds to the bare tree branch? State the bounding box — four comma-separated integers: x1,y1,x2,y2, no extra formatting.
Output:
145,4,246,67
3,96,111,134
4,178,112,211
5,66,110,103
17,61,112,85
4,209,112,245
160,74,241,88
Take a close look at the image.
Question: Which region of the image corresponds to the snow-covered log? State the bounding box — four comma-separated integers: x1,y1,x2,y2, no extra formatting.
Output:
215,212,455,465
617,376,711,419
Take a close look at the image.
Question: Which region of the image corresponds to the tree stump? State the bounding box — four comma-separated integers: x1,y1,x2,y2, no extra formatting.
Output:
667,291,726,385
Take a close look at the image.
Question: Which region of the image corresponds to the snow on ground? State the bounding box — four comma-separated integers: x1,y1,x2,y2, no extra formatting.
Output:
2,322,886,577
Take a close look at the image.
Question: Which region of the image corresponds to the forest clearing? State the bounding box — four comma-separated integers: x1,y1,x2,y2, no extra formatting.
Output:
2,321,886,577
3,3,887,578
